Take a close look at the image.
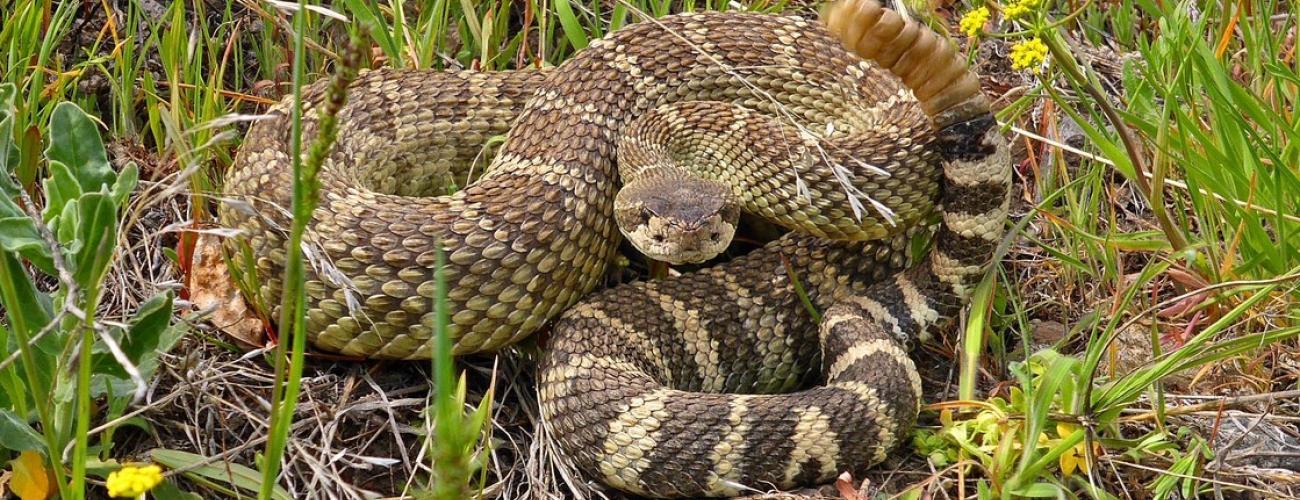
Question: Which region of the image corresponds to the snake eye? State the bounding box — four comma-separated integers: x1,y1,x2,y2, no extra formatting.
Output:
638,207,653,225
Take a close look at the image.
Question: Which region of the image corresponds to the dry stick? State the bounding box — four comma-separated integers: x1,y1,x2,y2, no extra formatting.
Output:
1120,389,1300,423
1104,458,1281,496
1010,125,1300,225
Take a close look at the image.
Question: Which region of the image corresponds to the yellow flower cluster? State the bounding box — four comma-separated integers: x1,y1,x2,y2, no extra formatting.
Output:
1003,0,1042,21
959,7,990,38
1010,37,1049,72
106,464,164,498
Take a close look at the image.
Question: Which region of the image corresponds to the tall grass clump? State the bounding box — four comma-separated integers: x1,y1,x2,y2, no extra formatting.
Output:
1,0,79,189
916,0,1300,496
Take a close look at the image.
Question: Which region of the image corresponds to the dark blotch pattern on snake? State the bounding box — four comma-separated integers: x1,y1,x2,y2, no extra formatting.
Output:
219,0,1009,496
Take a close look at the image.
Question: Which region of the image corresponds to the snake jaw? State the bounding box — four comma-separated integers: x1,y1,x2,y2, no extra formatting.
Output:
615,176,740,265
620,211,737,265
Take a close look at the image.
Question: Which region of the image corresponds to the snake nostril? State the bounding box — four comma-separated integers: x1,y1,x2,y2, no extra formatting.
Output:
710,232,720,242
652,234,666,243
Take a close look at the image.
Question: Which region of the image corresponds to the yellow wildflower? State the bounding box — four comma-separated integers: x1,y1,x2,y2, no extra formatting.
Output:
959,7,991,38
1055,422,1092,478
1010,37,1049,72
106,464,164,498
9,451,51,500
1003,0,1042,21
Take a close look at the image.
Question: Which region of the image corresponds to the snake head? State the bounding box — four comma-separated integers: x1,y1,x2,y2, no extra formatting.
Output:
614,175,739,265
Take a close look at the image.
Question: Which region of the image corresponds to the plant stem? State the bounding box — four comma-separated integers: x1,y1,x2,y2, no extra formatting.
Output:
70,285,99,500
257,13,359,499
258,1,311,496
431,242,465,500
0,256,70,498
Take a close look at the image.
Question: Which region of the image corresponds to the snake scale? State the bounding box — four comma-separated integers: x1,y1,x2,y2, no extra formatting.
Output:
219,0,1009,497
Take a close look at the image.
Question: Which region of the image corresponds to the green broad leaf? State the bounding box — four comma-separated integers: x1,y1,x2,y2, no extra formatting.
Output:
0,253,56,354
343,0,400,64
150,479,204,500
0,217,54,275
0,190,23,220
1009,482,1065,497
123,293,178,362
82,458,124,477
111,415,154,435
0,409,44,453
150,449,293,500
553,0,589,51
43,160,83,222
55,197,79,248
46,102,115,193
93,293,182,384
162,246,179,265
69,192,118,290
110,163,139,208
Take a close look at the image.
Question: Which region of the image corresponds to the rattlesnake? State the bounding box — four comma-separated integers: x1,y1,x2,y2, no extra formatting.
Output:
220,0,1008,496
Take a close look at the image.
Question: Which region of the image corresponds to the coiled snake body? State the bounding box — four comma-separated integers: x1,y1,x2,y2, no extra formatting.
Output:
220,0,1009,496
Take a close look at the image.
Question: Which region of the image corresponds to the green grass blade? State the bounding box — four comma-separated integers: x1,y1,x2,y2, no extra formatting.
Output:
553,0,589,51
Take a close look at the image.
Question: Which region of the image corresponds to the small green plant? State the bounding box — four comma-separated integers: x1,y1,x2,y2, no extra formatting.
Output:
420,369,496,499
419,245,495,499
934,0,1300,495
254,2,354,497
0,84,187,497
915,341,1255,497
914,350,1094,496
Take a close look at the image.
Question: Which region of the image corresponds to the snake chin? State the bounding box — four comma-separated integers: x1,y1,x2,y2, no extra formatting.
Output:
615,175,740,264
619,214,737,265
